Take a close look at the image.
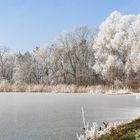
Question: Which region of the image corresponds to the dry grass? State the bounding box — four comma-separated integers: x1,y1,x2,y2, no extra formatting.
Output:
0,83,137,94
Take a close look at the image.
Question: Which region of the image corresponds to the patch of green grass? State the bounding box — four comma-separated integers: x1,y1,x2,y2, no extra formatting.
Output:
98,117,140,140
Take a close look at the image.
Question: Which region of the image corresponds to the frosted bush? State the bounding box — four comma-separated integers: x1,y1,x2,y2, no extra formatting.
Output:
77,107,124,140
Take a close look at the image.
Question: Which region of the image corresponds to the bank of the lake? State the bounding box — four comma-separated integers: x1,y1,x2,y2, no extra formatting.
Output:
98,117,140,140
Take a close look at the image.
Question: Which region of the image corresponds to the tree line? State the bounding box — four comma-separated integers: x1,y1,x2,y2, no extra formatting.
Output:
1,11,140,88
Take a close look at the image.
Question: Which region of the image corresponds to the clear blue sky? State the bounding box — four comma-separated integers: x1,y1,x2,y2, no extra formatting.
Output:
0,0,140,52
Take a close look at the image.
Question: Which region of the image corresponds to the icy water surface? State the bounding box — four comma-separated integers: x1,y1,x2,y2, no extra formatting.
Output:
0,93,139,140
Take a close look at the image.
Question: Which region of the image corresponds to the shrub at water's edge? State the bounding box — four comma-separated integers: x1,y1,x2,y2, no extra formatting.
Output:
77,117,140,140
77,108,140,140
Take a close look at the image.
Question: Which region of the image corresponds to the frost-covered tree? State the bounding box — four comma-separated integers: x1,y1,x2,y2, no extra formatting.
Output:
32,46,52,84
93,11,140,85
0,46,15,83
53,26,97,85
13,52,35,84
4,54,16,83
48,44,67,84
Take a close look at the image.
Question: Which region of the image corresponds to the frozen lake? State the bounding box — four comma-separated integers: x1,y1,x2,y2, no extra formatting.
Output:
0,93,139,140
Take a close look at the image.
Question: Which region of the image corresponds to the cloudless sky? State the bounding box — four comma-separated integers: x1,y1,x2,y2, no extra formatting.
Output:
0,0,140,52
